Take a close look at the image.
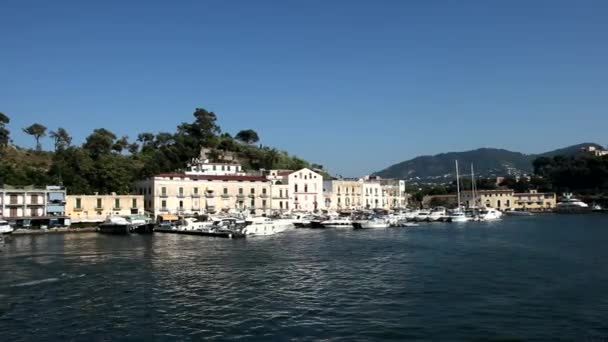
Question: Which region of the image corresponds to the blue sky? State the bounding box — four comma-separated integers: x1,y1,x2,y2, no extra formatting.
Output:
1,0,607,176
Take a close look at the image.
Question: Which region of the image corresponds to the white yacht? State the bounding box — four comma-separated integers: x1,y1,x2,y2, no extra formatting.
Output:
321,218,353,228
428,207,447,222
478,207,503,221
414,210,431,222
503,208,533,216
556,193,589,213
353,217,390,229
404,210,420,221
176,217,214,231
448,209,471,223
0,220,14,235
242,217,292,236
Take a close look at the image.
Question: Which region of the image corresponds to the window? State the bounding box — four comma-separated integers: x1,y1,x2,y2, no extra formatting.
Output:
280,189,283,197
280,201,283,209
179,200,183,209
75,198,82,209
223,188,228,194
286,202,289,209
251,199,255,206
179,187,184,196
161,187,167,195
305,184,308,192
194,187,199,194
295,184,299,192
251,188,255,194
161,200,167,208
262,188,267,194
96,198,102,209
213,165,216,171
262,200,267,207
239,188,243,195
114,198,120,209
132,198,137,208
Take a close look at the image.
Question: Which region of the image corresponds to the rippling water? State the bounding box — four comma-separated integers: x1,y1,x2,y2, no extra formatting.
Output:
2,214,608,341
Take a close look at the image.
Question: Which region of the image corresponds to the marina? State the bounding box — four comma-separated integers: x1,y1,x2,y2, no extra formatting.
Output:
2,214,608,340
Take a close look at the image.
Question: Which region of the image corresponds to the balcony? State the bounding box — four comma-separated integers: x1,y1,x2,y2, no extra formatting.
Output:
237,194,246,199
113,207,122,210
259,193,269,198
221,193,230,199
248,194,255,198
205,193,215,198
95,207,104,211
191,193,201,198
160,207,168,212
159,193,168,198
74,207,83,212
177,193,186,198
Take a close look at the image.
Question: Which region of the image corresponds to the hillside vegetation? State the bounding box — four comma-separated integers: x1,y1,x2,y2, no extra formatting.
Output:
0,108,322,194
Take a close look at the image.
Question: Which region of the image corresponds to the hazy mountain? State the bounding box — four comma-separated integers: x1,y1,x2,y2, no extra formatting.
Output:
373,143,604,183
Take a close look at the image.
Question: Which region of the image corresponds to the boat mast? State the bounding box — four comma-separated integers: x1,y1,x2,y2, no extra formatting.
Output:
471,163,476,208
455,160,461,209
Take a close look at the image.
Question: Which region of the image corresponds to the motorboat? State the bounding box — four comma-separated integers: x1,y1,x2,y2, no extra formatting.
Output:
448,208,471,223
404,210,420,221
0,220,14,235
556,193,590,213
414,210,431,222
176,217,214,231
428,207,447,222
321,218,353,228
242,217,291,236
503,208,533,216
98,216,133,235
478,207,503,221
353,217,390,229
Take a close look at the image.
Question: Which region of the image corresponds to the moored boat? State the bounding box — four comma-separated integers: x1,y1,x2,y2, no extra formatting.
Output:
556,193,590,213
98,216,132,235
353,217,390,229
321,218,353,228
0,220,14,235
242,217,291,236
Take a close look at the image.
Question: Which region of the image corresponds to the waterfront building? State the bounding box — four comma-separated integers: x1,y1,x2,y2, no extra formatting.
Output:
323,178,363,211
135,173,271,219
462,189,556,211
65,194,145,223
0,185,69,227
267,168,324,212
323,176,407,211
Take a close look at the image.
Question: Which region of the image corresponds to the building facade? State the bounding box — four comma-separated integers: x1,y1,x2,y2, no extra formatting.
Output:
323,176,407,211
135,173,272,219
0,185,68,227
267,168,324,212
323,179,363,210
65,194,145,223
462,189,556,211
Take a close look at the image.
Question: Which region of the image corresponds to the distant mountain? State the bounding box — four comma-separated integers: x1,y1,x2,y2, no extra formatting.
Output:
373,143,604,183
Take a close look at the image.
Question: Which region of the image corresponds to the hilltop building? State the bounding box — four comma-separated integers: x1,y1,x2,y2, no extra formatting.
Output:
580,145,608,157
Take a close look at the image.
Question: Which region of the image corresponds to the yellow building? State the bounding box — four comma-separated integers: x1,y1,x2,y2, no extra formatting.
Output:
66,194,145,223
462,189,556,211
323,179,364,210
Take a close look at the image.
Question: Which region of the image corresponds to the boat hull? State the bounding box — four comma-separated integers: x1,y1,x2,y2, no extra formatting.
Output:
98,224,132,235
353,221,390,229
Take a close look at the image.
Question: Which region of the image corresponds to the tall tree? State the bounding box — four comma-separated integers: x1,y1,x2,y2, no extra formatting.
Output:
112,135,130,154
0,112,10,148
22,123,47,151
49,127,72,151
83,128,116,158
235,129,260,145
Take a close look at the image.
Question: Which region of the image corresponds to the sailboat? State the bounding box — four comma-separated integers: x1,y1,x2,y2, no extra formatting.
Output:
449,160,471,223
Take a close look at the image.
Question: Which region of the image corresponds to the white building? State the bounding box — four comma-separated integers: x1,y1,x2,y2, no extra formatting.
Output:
267,168,324,212
323,176,407,211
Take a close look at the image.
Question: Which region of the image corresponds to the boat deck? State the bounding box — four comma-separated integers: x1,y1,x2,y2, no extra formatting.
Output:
154,228,245,239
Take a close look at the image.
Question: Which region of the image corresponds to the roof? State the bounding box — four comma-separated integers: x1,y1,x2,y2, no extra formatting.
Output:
155,173,268,182
277,171,294,176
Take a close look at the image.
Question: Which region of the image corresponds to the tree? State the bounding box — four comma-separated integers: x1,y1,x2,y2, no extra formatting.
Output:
128,142,139,154
112,135,130,154
235,129,260,145
83,128,116,158
0,112,9,147
22,123,47,151
49,127,72,151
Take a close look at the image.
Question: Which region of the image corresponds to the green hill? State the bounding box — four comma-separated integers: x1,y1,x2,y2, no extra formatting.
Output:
373,143,604,183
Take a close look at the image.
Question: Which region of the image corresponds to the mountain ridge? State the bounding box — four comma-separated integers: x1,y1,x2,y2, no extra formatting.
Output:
373,143,604,183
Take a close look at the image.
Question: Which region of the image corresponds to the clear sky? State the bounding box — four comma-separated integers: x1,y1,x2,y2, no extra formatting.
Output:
2,0,607,176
